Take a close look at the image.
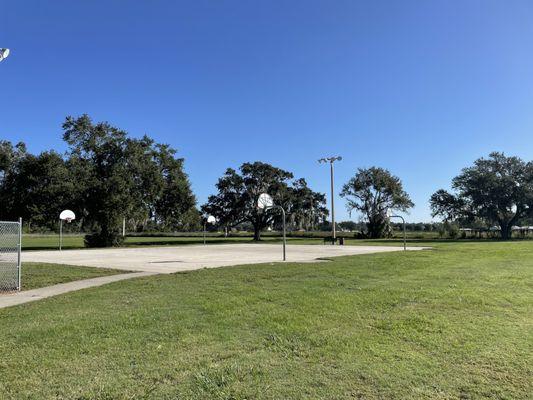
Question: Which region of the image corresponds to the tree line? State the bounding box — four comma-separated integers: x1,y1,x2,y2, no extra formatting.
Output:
0,115,329,245
334,152,533,239
1,115,198,246
2,115,532,244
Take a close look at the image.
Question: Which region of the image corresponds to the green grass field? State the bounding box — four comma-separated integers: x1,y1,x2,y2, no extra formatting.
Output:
21,262,123,291
21,232,478,251
22,234,270,250
1,241,531,398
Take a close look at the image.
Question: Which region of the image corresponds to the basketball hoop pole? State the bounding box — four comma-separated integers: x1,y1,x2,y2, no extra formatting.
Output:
59,218,62,251
265,205,286,261
257,193,286,261
58,210,76,251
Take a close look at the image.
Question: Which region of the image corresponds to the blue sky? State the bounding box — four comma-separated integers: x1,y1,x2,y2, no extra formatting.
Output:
2,1,533,222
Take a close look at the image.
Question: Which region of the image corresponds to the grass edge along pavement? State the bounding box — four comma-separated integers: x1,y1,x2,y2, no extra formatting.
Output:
20,262,127,291
0,271,153,309
0,240,531,399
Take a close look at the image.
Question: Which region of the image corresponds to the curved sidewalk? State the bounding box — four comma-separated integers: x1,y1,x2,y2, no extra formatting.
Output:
0,272,156,309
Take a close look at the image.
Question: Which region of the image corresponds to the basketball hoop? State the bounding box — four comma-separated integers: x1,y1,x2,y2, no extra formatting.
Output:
59,210,76,251
257,193,274,211
60,210,76,222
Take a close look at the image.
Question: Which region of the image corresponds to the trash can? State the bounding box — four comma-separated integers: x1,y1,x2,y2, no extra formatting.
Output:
339,237,345,245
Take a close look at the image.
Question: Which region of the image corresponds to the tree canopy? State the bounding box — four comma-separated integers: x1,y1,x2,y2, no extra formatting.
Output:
340,167,413,238
0,115,198,246
430,152,533,239
202,162,328,240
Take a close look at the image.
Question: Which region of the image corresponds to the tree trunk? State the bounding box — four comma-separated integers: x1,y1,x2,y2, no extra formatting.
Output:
500,222,512,240
253,225,261,241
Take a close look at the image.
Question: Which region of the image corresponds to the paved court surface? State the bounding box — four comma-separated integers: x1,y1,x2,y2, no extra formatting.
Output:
23,244,426,274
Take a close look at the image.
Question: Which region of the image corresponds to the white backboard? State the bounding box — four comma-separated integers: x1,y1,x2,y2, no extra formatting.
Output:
257,193,274,210
59,209,76,221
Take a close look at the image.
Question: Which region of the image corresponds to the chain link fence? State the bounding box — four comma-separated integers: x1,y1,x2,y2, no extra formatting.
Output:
0,220,21,292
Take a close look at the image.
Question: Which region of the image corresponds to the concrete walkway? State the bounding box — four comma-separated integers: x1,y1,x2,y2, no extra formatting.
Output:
0,272,156,309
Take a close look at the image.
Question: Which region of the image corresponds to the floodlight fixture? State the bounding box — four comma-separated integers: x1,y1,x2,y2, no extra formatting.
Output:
0,48,10,62
318,156,342,164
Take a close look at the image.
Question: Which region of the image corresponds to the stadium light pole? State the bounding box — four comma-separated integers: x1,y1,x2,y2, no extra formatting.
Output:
0,48,10,62
318,156,342,241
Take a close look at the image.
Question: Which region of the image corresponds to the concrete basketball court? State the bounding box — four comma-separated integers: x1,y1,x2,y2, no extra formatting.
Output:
23,244,426,274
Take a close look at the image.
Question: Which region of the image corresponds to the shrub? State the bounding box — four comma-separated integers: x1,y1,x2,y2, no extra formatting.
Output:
84,231,124,247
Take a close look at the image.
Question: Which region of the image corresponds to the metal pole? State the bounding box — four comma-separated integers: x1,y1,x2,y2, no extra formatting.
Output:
319,157,341,242
59,219,62,251
281,207,286,261
268,206,287,261
389,214,406,251
330,161,336,240
402,217,406,251
17,217,22,291
203,222,206,245
122,217,126,237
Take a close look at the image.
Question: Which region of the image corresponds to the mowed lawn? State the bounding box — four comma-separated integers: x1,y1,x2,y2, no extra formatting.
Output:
22,234,271,250
21,233,437,250
0,242,531,399
21,262,124,291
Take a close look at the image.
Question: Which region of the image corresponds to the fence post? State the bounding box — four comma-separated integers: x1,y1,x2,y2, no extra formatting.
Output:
18,218,22,291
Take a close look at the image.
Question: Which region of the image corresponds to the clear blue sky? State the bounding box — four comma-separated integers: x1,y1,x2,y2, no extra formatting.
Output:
2,1,533,222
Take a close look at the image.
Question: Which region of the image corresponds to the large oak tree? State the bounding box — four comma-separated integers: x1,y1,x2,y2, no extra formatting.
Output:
63,114,197,246
202,162,327,240
0,115,198,245
430,152,533,239
340,167,413,238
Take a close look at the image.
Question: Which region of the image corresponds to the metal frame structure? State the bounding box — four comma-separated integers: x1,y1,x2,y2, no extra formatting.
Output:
203,215,216,245
257,193,287,261
266,205,286,261
0,218,22,292
59,210,76,251
388,214,406,251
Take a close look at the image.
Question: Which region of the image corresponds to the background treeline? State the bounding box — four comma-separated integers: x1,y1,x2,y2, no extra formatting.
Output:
0,115,199,246
3,114,533,245
0,115,330,246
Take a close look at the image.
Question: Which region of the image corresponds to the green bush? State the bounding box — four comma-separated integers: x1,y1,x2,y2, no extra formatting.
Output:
84,231,124,247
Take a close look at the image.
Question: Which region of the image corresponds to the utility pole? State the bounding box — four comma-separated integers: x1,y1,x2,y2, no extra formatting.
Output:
318,156,342,241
